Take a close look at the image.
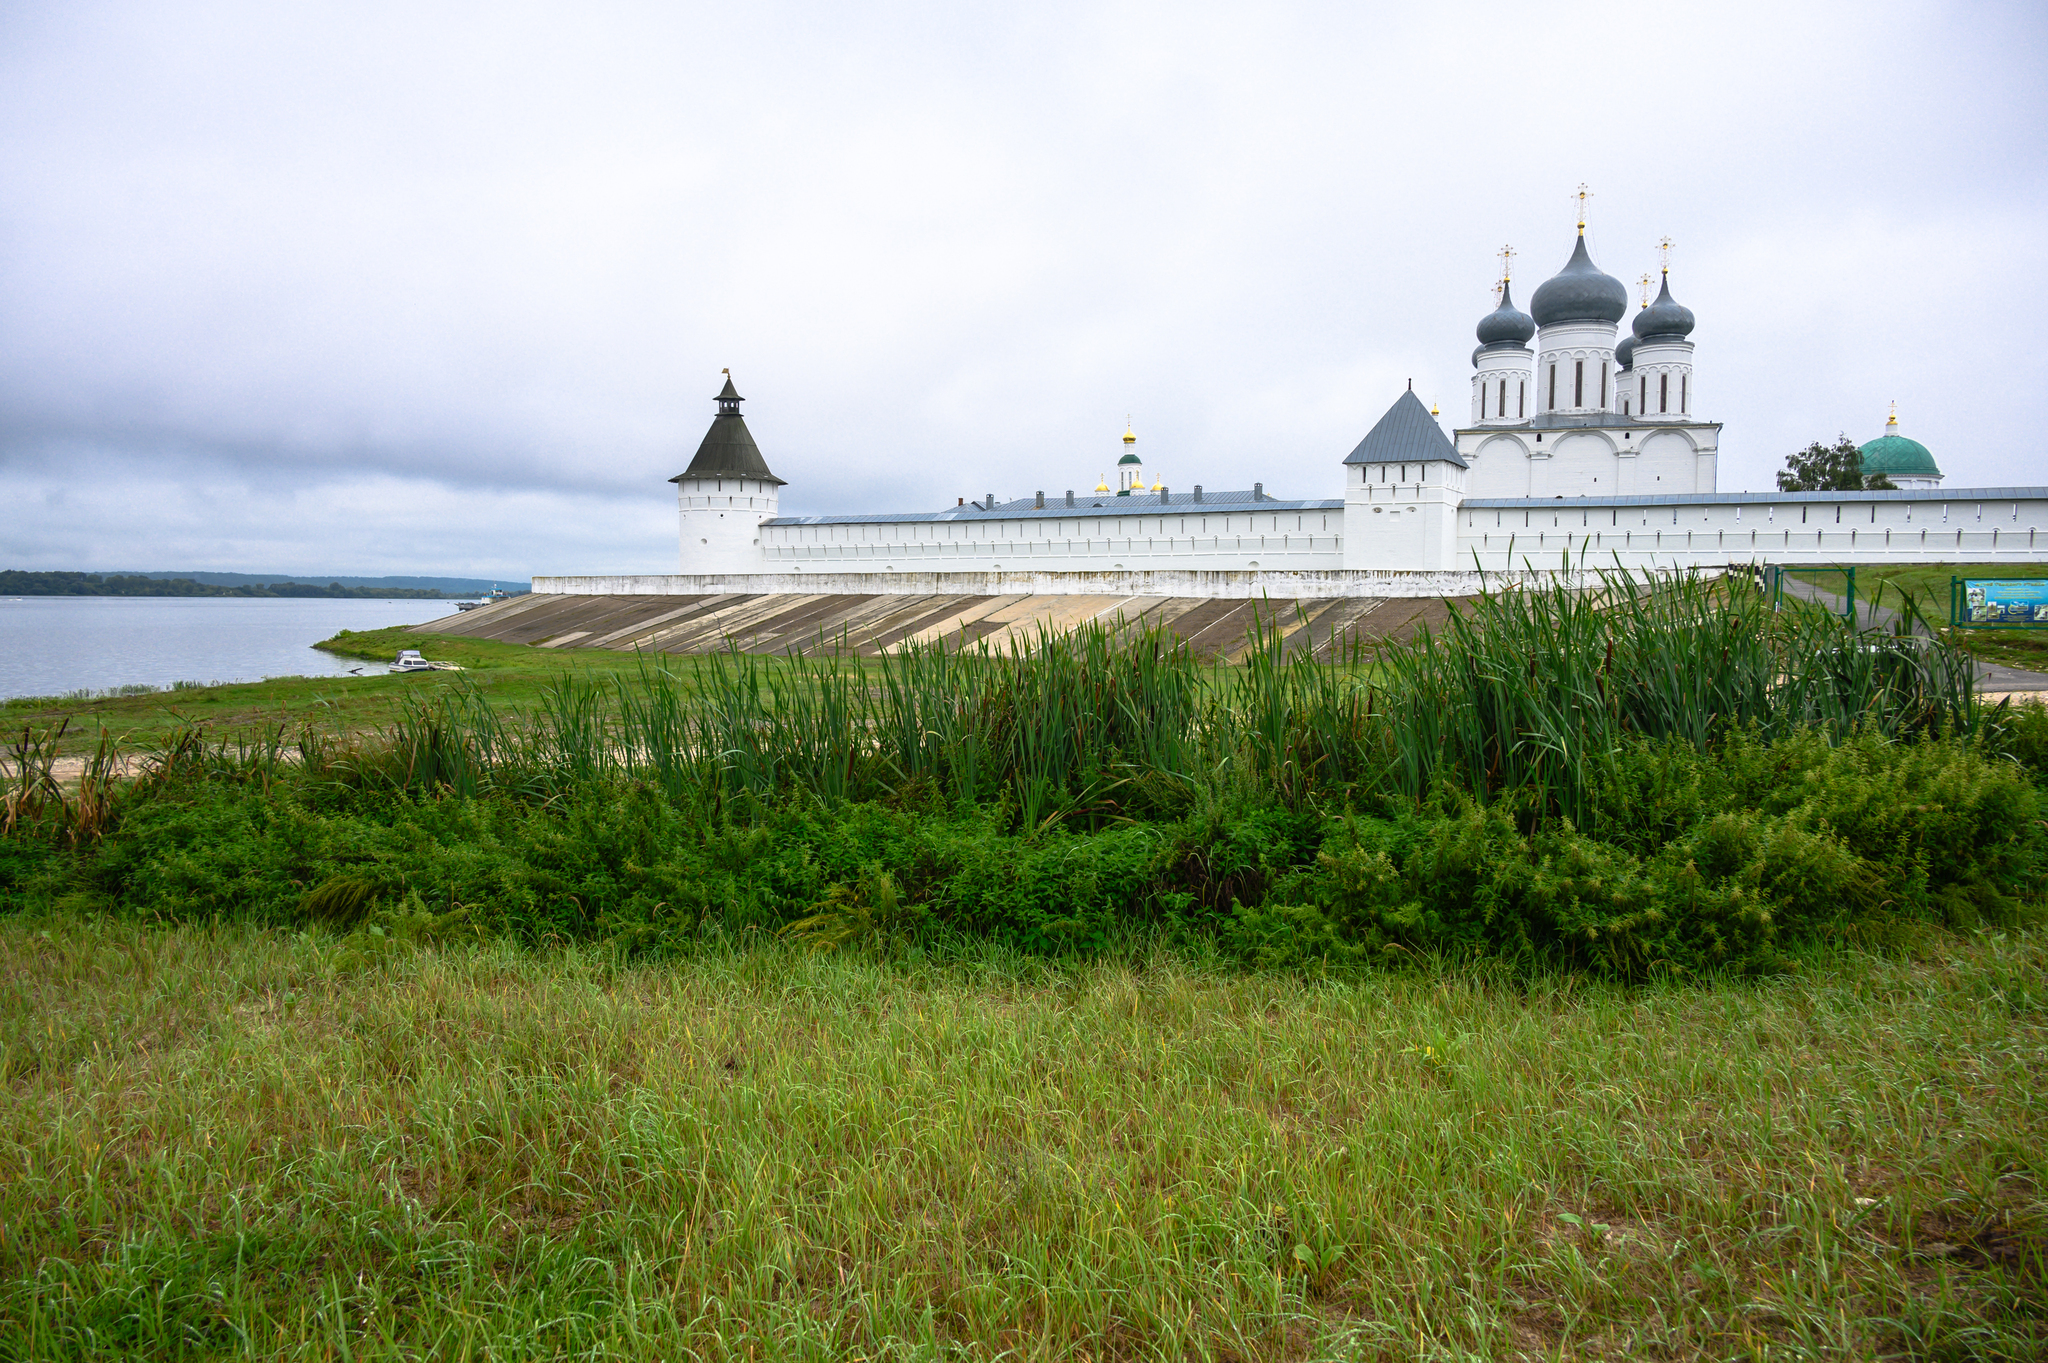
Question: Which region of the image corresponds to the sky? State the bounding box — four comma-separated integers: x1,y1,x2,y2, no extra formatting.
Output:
2,0,2044,578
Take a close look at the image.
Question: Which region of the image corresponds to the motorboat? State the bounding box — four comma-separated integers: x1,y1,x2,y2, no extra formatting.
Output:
390,649,462,674
454,585,515,612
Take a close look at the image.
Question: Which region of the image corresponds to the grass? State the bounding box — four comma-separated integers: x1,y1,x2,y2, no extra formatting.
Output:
1,915,2042,1360
1788,564,2048,675
0,627,684,760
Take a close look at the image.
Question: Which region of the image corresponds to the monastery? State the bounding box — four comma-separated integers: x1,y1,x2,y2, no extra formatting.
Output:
543,209,2045,606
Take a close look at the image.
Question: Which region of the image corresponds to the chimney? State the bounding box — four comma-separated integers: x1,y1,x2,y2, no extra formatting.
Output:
1035,490,1045,509
985,493,995,510
1065,490,1074,507
1158,486,1169,504
1253,482,1264,501
957,497,964,506
1193,485,1204,503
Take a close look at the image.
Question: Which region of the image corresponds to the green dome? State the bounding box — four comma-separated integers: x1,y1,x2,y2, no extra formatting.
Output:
1117,452,1142,465
1858,432,1941,479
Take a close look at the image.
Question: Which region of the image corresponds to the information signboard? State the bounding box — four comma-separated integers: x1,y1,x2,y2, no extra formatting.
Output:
1957,579,2048,628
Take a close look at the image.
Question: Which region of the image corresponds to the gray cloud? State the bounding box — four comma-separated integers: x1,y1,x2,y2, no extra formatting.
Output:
4,0,2044,577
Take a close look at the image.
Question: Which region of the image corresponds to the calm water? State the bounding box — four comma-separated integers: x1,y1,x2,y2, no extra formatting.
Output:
0,596,463,700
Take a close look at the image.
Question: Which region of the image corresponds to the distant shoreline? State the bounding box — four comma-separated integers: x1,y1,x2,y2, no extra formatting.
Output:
1,570,528,601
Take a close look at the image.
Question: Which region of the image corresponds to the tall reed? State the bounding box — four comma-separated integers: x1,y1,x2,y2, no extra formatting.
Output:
195,564,1978,832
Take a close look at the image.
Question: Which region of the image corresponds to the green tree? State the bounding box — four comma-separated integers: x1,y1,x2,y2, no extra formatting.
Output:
1776,435,1897,492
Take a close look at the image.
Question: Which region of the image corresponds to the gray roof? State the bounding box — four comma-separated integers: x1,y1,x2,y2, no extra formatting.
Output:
1475,278,1536,352
1530,234,1629,327
670,377,786,486
1631,272,1696,343
1343,390,1467,468
764,488,1341,528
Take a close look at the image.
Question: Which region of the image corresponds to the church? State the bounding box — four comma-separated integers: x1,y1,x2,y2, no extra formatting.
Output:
660,213,2039,590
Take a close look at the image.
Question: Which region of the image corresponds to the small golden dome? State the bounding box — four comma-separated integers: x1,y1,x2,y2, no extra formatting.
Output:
1094,477,1110,492
1122,422,1136,445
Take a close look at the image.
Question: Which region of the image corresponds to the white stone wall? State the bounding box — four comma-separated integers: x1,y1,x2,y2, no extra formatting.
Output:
758,502,1345,574
535,567,1493,600
1459,421,1721,500
1343,460,1462,570
1630,338,1696,419
1458,492,2048,571
678,475,778,574
1469,347,1532,425
1534,319,1619,415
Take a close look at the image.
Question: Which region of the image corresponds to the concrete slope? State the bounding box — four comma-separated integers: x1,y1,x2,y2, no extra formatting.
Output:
421,592,1472,660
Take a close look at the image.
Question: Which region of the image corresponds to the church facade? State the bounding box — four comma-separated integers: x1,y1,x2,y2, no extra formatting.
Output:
654,223,2044,591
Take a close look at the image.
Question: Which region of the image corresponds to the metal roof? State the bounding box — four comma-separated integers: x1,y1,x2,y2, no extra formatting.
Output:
670,379,785,486
763,488,1342,528
1462,486,2048,510
1344,390,1467,468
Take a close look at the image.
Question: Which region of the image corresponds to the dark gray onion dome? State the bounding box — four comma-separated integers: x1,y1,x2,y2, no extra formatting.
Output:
1614,334,1636,371
1530,234,1628,326
1631,272,1696,342
1475,279,1536,350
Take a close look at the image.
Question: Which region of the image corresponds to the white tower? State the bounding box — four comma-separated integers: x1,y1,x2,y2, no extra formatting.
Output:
672,373,783,575
1116,422,1143,494
1342,388,1466,571
1628,242,1698,422
1530,190,1627,416
1470,257,1535,426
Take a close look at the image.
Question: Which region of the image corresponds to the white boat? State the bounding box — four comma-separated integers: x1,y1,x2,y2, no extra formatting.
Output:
389,649,462,674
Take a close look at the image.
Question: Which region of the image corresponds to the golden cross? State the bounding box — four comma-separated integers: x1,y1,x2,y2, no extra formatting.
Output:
1497,243,1517,283
1573,183,1593,232
1657,237,1675,273
1638,273,1654,307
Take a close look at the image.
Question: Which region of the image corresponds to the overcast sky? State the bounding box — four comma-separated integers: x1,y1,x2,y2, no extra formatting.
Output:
3,0,2044,578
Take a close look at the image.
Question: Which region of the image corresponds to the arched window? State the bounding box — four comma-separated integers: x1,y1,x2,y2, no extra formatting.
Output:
1499,378,1508,416
1573,360,1584,408
1681,374,1688,414
1659,373,1669,413
1548,365,1557,410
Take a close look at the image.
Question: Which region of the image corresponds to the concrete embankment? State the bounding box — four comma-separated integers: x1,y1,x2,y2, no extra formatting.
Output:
419,591,1473,661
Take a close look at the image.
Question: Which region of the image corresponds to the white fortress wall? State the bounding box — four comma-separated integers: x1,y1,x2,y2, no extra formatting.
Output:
756,495,1347,574
1458,488,2048,572
532,568,1496,600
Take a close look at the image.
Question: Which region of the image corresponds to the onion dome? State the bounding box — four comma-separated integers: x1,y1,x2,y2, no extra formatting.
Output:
1631,272,1696,342
1117,451,1142,466
1859,415,1941,481
1475,279,1536,350
1615,334,1636,371
1095,477,1111,492
1122,424,1136,445
1530,234,1628,326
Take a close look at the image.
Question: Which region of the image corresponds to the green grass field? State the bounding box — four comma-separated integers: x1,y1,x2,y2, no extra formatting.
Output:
1,917,2042,1360
4,574,2043,1357
0,626,674,759
1788,564,2048,675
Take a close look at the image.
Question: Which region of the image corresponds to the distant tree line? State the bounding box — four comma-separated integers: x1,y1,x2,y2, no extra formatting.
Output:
0,572,461,599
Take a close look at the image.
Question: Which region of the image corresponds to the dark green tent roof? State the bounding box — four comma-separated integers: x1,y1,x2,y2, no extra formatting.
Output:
669,377,785,486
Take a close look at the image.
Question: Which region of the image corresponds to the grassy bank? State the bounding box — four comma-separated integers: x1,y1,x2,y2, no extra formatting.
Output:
1,628,662,760
1787,564,2048,674
6,568,2048,1356
2,917,2043,1359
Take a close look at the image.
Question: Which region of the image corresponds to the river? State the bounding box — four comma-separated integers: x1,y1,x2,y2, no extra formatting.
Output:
0,596,464,701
